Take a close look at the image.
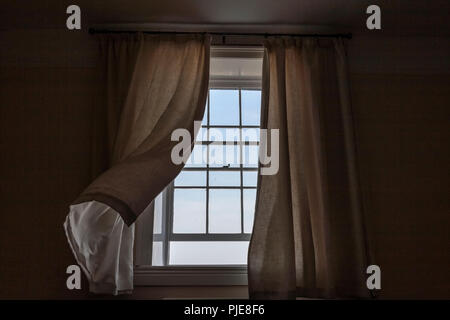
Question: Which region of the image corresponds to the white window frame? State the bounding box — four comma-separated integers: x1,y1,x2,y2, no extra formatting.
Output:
134,46,263,287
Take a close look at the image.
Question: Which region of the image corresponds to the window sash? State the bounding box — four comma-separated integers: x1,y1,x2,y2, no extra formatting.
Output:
158,87,259,267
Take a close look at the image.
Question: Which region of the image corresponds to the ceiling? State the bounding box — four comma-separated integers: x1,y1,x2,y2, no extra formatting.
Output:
1,0,449,35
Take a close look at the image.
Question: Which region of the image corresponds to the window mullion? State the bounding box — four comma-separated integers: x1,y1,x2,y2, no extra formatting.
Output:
239,88,244,234
206,90,210,235
163,182,174,266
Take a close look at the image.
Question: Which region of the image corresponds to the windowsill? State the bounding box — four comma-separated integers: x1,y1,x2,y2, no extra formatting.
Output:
134,265,248,286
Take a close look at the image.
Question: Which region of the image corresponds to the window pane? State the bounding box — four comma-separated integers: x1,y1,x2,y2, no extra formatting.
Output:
184,145,207,168
208,127,240,143
243,189,256,233
169,241,249,265
243,171,258,187
174,171,206,186
243,145,259,167
209,189,241,233
173,189,206,233
209,171,240,186
202,97,208,126
195,127,208,142
242,90,261,125
151,241,163,266
209,89,239,125
209,144,240,168
241,128,259,142
153,192,163,234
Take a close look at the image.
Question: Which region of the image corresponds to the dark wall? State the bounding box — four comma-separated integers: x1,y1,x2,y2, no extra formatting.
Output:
0,30,99,298
0,30,448,299
348,36,450,298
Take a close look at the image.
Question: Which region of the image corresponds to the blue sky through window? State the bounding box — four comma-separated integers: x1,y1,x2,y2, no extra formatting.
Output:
158,88,261,265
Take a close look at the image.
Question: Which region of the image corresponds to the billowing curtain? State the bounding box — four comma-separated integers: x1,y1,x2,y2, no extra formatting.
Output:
248,38,371,299
64,33,210,294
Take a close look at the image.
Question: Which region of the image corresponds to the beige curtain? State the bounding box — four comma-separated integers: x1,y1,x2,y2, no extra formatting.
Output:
248,38,371,299
74,33,210,225
64,33,209,294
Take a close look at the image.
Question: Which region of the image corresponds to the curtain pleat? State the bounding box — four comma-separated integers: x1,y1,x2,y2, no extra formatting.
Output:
248,38,371,299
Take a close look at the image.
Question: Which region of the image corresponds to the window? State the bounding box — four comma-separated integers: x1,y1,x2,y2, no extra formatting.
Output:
135,46,263,286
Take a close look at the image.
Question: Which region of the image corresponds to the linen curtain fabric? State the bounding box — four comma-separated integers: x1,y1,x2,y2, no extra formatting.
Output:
75,33,210,225
248,38,371,299
64,33,210,294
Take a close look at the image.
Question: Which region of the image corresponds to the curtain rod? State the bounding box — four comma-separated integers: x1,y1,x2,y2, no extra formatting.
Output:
88,28,352,39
